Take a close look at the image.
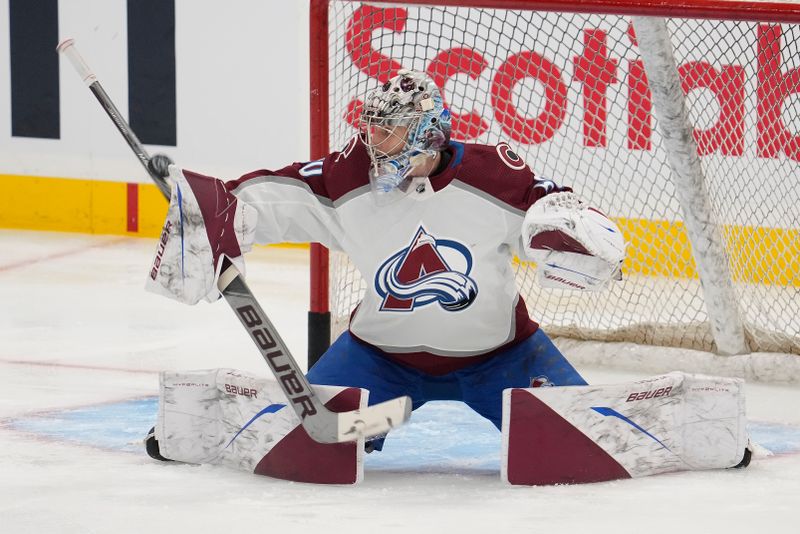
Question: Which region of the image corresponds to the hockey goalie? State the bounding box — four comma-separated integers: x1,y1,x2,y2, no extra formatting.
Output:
144,69,750,484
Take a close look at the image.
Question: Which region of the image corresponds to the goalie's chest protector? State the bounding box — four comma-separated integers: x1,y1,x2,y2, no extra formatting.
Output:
324,139,548,357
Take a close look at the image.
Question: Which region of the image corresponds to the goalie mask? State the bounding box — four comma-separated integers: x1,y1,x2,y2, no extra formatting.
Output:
360,69,452,202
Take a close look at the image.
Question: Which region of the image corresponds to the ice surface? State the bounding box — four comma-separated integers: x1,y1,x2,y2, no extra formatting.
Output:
1,230,799,533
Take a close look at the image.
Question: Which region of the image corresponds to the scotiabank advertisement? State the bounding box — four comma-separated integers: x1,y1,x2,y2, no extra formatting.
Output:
0,0,797,237
328,4,799,228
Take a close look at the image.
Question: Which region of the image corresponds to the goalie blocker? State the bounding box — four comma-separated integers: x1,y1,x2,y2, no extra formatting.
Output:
502,372,749,485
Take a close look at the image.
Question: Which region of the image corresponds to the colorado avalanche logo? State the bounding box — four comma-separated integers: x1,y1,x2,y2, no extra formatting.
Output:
375,226,478,312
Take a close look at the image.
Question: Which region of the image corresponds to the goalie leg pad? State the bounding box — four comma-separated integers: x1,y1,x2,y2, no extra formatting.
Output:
501,372,747,485
156,369,365,484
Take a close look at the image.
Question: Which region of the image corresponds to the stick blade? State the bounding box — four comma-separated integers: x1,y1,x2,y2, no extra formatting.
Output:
304,395,413,444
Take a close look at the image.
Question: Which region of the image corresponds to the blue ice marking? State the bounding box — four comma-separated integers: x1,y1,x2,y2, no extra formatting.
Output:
748,421,800,454
8,398,800,467
8,397,159,452
363,401,502,473
224,404,287,449
591,406,671,451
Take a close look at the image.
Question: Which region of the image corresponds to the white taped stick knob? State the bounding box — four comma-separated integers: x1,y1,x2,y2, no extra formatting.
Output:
56,38,97,86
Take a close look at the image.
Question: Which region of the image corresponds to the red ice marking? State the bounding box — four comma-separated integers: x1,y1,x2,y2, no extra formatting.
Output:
127,182,139,233
0,358,160,375
254,388,362,484
0,237,126,273
505,389,630,485
1,394,157,422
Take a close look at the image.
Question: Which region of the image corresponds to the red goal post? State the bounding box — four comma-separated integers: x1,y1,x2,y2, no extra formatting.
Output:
307,0,800,367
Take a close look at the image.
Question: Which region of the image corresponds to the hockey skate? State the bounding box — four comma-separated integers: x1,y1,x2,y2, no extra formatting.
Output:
144,427,172,462
731,442,753,468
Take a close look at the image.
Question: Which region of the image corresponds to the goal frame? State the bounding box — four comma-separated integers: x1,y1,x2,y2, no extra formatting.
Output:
306,0,800,368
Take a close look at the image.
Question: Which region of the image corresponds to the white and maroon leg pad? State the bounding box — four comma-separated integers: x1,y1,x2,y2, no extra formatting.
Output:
157,369,365,484
501,372,747,485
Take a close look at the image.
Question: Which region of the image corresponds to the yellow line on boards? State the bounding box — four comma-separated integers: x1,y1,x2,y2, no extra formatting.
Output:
1,174,797,286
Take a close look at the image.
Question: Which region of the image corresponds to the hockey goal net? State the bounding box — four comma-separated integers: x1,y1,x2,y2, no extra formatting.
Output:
308,0,800,361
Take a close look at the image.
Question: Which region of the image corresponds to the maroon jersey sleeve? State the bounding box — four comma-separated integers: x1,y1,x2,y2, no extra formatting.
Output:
450,142,573,256
226,160,332,199
453,142,570,213
225,135,371,203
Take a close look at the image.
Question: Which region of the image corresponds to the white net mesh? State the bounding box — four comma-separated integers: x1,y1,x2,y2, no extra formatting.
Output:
322,1,800,355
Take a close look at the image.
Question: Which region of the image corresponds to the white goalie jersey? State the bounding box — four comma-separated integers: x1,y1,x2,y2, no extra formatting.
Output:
224,137,620,373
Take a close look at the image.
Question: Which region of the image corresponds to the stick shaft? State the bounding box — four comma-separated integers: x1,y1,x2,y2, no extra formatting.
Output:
57,39,170,198
57,37,410,443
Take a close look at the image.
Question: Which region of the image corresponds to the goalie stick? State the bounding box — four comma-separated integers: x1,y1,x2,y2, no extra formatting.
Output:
56,38,412,444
